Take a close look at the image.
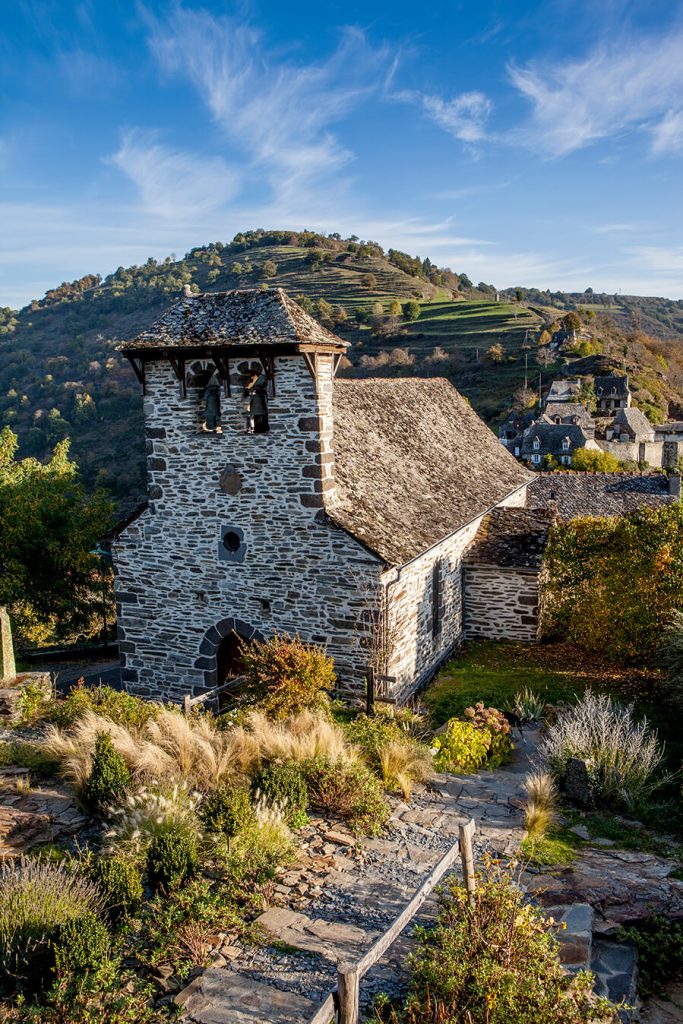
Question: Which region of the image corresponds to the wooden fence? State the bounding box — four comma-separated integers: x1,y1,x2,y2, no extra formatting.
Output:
307,818,477,1024
182,675,246,716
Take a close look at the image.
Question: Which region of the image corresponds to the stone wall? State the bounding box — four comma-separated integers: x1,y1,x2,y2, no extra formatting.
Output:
600,438,665,467
112,354,381,702
462,564,540,642
383,485,529,702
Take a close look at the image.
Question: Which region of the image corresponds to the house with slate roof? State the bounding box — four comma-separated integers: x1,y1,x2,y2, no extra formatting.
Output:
519,422,600,468
542,402,596,437
112,288,534,704
594,374,631,414
527,472,680,519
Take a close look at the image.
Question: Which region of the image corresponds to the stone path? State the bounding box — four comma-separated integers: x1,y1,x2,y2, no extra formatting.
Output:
0,767,90,858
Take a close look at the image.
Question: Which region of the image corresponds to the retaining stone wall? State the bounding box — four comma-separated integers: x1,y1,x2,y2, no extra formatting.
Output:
462,564,540,641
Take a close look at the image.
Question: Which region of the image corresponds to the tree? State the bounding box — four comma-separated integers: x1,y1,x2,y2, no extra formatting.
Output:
515,288,526,302
402,300,420,322
230,262,243,276
571,448,621,472
361,273,377,290
562,311,582,333
0,428,113,644
485,343,505,363
261,260,277,279
389,299,402,317
314,298,334,325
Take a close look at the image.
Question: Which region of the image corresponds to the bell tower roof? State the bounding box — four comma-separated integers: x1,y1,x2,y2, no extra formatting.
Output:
119,287,348,355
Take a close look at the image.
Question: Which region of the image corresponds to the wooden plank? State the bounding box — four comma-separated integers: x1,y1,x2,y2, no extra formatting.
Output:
306,991,337,1024
355,829,466,976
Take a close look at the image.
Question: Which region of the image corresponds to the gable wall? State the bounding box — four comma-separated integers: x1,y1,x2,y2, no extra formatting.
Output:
112,355,380,702
463,565,540,641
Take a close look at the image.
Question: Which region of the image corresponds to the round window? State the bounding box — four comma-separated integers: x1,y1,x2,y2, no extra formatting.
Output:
222,531,241,553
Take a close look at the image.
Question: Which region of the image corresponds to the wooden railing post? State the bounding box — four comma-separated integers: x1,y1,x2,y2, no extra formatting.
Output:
337,963,360,1024
365,668,375,717
183,694,192,718
458,818,476,904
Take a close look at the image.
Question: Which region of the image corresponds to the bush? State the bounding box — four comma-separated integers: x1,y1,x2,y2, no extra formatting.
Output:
16,680,53,725
616,916,683,998
432,719,491,772
52,912,110,979
661,609,683,704
252,762,309,826
0,859,102,994
105,781,202,863
538,690,665,809
81,732,130,814
0,740,59,776
200,785,255,839
394,862,617,1023
504,687,546,723
49,684,160,729
402,299,420,321
90,856,143,921
304,757,389,835
223,798,295,882
239,634,336,718
463,703,513,767
147,827,198,893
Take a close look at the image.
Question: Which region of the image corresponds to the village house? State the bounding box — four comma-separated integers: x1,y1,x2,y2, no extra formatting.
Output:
545,379,582,403
527,471,681,519
519,422,600,468
594,374,631,414
112,288,538,705
542,402,596,437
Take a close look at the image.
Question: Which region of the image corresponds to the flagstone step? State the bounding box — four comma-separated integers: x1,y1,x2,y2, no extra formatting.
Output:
176,968,318,1024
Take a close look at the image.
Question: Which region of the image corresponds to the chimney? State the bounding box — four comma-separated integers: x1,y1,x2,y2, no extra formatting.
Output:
669,472,681,499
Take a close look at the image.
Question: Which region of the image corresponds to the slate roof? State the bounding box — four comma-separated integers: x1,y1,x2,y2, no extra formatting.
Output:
330,378,532,565
520,422,588,459
543,403,595,431
463,508,556,569
595,374,629,398
120,289,346,352
611,407,654,438
527,473,677,519
546,379,581,401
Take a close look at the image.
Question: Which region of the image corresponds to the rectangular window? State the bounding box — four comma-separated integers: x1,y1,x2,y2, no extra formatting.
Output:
432,559,443,638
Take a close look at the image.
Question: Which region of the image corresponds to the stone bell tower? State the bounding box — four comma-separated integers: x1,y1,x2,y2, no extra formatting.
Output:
111,288,376,702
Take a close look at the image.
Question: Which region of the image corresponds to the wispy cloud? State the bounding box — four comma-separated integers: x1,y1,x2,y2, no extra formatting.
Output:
144,7,392,205
109,130,240,219
507,28,683,157
396,89,492,147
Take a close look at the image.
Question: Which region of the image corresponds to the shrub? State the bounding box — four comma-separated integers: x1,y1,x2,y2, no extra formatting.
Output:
200,785,255,840
16,680,53,725
239,633,336,718
252,762,308,826
304,757,389,835
0,859,102,993
81,731,130,814
0,739,59,776
49,683,160,729
537,690,666,809
432,719,491,772
661,609,683,704
402,299,420,321
90,856,143,921
395,862,618,1023
147,827,198,893
346,710,433,797
104,780,202,862
223,797,295,882
463,703,513,767
52,912,110,979
616,916,683,998
378,741,433,800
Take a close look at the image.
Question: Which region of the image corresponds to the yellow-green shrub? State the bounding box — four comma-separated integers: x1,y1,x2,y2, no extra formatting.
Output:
432,719,491,772
239,634,336,718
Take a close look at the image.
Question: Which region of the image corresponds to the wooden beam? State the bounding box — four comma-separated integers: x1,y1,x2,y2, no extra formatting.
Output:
333,352,344,377
301,351,317,380
211,353,232,396
166,353,186,397
125,354,146,394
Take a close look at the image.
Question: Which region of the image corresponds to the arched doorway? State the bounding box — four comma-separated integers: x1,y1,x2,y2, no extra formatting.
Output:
216,632,248,684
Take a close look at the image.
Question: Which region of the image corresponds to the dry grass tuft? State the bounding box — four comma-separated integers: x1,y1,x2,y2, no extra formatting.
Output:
379,740,433,800
522,771,559,839
243,710,355,767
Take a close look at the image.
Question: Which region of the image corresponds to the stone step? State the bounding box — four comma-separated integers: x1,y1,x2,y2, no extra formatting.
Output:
590,939,639,1022
175,968,318,1023
545,903,594,974
255,906,380,962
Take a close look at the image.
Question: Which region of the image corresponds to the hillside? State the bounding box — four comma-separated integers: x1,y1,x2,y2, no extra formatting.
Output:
1,229,681,510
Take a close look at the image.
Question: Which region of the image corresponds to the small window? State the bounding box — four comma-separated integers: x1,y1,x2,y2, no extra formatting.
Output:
223,531,241,553
244,370,269,434
561,455,571,465
562,437,570,450
514,446,520,456
533,436,540,450
432,560,443,638
533,453,541,465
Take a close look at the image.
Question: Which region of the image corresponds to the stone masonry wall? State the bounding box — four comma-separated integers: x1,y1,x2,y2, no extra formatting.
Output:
112,354,381,702
382,485,529,702
462,564,540,641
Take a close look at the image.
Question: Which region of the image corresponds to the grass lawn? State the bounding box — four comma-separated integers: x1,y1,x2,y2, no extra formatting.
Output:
424,640,681,771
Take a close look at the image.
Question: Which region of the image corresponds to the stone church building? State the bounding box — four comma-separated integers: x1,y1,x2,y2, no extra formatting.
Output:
112,288,548,704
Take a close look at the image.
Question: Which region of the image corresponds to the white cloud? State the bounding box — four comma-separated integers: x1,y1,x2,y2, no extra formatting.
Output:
396,89,492,146
507,28,683,157
109,130,240,219
145,8,392,204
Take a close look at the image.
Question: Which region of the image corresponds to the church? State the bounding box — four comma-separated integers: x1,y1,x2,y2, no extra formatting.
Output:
112,288,550,704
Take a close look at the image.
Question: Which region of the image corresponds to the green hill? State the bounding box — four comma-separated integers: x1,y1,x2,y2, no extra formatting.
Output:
1,228,681,511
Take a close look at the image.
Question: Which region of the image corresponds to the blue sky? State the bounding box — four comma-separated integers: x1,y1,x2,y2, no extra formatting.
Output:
2,0,683,308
